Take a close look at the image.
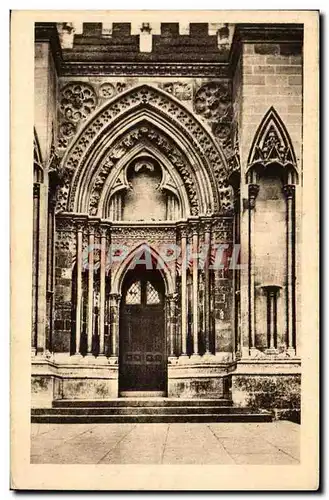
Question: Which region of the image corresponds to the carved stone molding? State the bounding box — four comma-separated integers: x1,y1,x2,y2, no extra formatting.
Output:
60,62,230,78
162,82,193,101
111,225,176,245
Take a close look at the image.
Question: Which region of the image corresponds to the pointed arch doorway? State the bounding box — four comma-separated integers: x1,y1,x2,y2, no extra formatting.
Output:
119,267,167,397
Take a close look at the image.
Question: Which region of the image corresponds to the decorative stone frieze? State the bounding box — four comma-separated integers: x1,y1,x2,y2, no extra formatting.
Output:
162,82,193,101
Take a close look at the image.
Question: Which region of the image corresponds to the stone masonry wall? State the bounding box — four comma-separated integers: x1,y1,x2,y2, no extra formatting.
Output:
240,42,302,170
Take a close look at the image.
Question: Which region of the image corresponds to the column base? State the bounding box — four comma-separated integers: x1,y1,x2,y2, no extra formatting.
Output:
177,354,188,364
287,347,296,357
190,354,202,363
108,356,118,365
82,354,98,364
265,348,279,356
249,347,266,359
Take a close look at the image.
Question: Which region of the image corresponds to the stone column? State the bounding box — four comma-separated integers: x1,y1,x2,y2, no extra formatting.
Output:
36,182,48,355
179,224,188,357
46,197,56,353
109,293,120,360
191,221,200,357
203,219,212,355
98,226,107,356
262,285,281,354
283,184,296,356
248,183,260,353
167,293,177,357
32,183,40,354
87,224,95,355
233,190,241,357
75,221,84,356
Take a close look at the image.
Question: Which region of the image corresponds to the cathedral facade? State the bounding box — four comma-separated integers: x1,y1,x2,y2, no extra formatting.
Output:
32,21,302,421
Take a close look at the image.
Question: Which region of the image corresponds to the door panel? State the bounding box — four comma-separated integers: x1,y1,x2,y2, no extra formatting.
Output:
119,273,166,393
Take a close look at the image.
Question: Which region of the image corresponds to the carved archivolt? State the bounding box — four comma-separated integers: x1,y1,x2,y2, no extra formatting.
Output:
56,84,233,214
86,125,199,217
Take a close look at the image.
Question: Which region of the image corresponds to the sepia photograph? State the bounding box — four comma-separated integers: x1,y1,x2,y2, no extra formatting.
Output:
10,9,319,490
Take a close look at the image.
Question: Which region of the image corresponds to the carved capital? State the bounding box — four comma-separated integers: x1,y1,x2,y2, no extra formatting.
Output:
262,284,282,298
74,218,85,233
33,183,40,198
109,293,121,304
248,183,260,209
200,217,212,235
99,225,109,238
283,184,296,199
178,223,188,239
190,221,199,236
87,222,97,236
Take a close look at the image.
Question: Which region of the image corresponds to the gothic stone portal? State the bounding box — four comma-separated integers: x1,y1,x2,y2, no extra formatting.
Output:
32,22,302,419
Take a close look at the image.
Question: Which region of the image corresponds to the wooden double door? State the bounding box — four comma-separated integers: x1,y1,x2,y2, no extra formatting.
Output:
119,269,167,395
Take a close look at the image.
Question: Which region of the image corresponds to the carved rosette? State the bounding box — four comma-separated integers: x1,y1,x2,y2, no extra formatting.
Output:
58,82,97,152
60,82,97,122
194,81,232,141
99,82,127,99
55,85,233,214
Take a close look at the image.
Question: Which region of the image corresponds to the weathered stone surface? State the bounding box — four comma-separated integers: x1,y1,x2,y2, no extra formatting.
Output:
231,374,301,422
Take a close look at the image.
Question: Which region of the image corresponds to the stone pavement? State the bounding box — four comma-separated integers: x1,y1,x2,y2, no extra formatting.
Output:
31,420,300,465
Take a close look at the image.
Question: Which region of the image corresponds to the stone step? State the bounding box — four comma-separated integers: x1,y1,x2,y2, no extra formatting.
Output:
31,412,272,424
52,398,233,408
33,406,253,416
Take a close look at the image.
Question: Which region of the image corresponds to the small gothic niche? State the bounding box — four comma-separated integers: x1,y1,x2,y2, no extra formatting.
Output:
247,108,298,354
246,106,298,184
